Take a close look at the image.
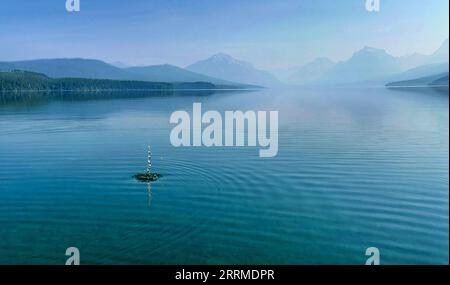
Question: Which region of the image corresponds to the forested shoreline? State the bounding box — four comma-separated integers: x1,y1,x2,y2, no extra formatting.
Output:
0,70,234,92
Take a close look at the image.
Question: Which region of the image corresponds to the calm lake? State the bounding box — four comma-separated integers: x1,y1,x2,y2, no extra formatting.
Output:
0,87,448,264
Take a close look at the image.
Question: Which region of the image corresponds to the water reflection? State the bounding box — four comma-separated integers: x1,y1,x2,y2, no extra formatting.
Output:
0,86,447,264
0,89,255,107
147,182,152,208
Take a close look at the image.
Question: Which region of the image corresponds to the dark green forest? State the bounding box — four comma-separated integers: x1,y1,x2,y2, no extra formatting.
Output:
0,70,223,91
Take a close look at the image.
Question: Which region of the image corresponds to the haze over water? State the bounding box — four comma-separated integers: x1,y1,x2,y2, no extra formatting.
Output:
0,87,448,264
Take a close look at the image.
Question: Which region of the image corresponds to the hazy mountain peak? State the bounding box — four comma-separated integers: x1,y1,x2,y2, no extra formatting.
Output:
186,54,279,86
433,39,449,55
285,57,335,85
210,53,234,61
314,47,403,84
440,39,449,49
110,61,131,68
203,53,254,69
125,63,241,84
310,57,335,65
355,46,388,56
428,39,449,64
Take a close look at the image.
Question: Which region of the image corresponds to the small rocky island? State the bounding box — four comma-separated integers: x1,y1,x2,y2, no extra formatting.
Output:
134,146,162,182
134,172,162,182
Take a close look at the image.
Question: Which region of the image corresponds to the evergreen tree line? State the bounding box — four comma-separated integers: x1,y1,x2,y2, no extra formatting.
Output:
0,70,218,91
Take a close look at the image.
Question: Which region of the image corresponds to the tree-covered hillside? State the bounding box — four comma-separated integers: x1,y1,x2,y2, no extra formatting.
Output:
386,72,449,88
0,70,220,91
0,70,173,91
0,58,257,87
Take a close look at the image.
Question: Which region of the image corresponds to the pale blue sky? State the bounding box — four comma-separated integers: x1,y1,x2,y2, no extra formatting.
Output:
0,0,448,69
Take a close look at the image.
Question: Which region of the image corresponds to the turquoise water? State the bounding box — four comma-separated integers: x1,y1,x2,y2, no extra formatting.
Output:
0,87,448,265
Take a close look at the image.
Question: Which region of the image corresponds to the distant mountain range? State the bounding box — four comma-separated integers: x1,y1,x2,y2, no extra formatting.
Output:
285,57,335,85
0,58,258,89
0,39,448,89
397,39,449,70
125,64,238,85
0,59,132,80
186,53,280,87
277,39,449,86
387,62,449,83
319,47,404,84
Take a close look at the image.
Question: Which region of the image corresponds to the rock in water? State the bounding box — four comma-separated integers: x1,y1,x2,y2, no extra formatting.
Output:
133,172,162,182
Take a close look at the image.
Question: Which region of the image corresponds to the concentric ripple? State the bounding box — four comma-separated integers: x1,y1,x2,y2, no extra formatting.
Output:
0,88,448,264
